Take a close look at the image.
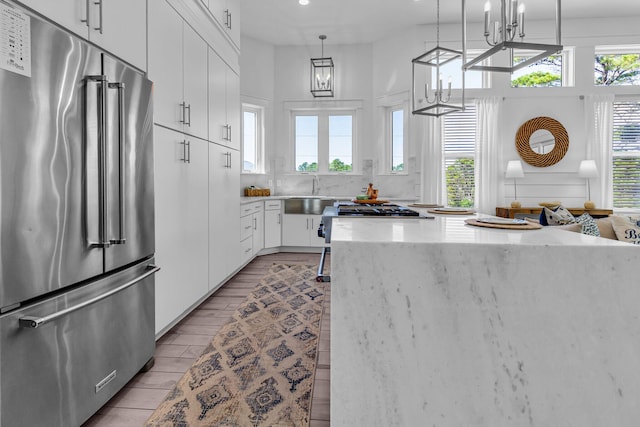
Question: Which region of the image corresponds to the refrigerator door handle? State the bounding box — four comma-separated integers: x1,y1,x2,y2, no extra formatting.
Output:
86,75,110,248
19,265,161,329
108,82,126,244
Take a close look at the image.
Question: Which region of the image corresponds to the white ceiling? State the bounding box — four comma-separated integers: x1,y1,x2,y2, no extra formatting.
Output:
239,0,639,46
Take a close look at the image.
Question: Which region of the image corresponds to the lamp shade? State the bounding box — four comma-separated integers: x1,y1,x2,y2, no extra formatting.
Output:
505,160,524,179
578,160,599,178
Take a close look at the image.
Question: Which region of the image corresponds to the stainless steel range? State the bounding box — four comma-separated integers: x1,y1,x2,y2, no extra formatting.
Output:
316,203,431,281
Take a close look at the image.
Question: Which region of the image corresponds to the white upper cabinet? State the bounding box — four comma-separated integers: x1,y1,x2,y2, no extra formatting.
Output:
148,0,208,140
208,49,240,150
20,0,146,70
207,0,240,48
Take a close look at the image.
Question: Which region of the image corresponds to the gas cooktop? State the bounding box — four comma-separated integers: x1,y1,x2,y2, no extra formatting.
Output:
336,203,420,216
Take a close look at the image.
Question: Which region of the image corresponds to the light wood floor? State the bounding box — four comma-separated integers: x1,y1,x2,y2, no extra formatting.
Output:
83,252,330,427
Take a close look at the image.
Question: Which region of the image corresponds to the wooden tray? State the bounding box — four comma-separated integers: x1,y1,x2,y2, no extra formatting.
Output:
427,208,475,215
465,218,543,230
352,199,390,204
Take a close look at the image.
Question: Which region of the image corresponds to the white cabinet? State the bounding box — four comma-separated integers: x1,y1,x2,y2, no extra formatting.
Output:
240,202,264,263
209,144,241,289
148,0,208,140
264,200,282,249
20,0,146,70
208,49,240,150
153,126,209,334
207,0,240,47
282,214,326,247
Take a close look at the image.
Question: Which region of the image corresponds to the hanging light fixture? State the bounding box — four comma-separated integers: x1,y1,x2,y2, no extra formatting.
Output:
310,35,334,97
461,0,563,73
411,0,465,117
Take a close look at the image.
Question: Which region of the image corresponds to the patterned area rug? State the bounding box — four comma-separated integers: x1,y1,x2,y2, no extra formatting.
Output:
145,264,326,427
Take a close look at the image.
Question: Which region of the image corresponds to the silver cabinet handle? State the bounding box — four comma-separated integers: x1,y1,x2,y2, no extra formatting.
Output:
278,213,281,225
93,0,103,33
253,217,257,230
19,265,161,329
108,81,126,244
180,140,191,163
225,9,231,29
227,125,231,141
244,247,252,254
81,0,90,26
86,75,110,248
186,103,191,127
180,102,187,125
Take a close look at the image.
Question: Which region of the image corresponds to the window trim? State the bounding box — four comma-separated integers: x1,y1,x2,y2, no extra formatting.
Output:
241,103,265,174
442,104,477,208
612,99,640,210
389,104,408,174
290,108,358,174
594,44,640,87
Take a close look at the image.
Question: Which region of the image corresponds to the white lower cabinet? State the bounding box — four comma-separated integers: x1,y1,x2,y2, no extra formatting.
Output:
209,144,241,289
264,200,282,249
282,214,326,247
240,202,264,263
153,126,209,334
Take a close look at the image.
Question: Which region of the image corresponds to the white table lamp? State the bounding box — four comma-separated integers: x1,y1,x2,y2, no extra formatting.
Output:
505,160,525,208
578,160,599,209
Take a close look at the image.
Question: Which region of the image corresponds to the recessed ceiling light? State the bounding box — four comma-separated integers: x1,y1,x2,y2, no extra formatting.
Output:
299,0,309,5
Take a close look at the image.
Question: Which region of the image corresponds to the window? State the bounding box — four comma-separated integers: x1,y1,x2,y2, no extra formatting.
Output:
391,107,405,172
294,111,355,173
511,48,573,87
612,101,640,208
443,105,477,207
595,46,640,86
242,104,264,173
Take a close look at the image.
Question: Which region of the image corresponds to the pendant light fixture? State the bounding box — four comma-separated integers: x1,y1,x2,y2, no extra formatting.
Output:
461,0,563,73
310,35,334,97
411,0,465,117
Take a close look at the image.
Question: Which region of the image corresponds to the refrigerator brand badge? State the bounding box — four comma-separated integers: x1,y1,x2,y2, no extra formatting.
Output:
0,5,31,77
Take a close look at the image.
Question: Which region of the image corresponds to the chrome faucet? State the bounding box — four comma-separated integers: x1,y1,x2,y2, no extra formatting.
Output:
312,174,320,196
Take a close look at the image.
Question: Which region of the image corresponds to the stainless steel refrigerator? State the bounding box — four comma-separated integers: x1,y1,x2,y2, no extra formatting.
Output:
0,1,158,425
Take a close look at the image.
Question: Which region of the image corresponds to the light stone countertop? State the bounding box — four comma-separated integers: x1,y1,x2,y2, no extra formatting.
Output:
330,213,640,427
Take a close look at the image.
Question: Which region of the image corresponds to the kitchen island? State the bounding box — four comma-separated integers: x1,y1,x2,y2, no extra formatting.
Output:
330,213,640,426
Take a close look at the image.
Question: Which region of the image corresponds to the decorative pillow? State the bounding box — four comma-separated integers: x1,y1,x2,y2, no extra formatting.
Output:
574,213,600,237
594,217,617,240
539,205,575,226
610,215,640,245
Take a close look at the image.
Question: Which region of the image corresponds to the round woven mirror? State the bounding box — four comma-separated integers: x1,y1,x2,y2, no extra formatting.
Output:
515,116,569,167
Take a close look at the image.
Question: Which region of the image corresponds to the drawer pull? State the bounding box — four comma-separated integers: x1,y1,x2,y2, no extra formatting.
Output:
19,265,161,329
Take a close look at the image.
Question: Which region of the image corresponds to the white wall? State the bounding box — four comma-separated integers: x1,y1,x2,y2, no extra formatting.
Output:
240,15,640,205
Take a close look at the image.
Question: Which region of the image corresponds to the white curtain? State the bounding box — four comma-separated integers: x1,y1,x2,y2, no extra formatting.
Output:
474,97,503,214
584,94,614,209
420,116,444,204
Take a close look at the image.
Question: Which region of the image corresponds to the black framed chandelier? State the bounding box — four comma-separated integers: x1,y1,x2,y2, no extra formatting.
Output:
411,0,465,117
462,0,563,73
310,35,334,98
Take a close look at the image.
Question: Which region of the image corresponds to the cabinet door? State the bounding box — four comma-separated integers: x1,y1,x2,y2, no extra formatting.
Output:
307,214,326,247
224,0,240,47
282,215,313,246
89,0,146,70
209,145,241,289
208,49,228,145
154,127,209,334
182,23,208,140
20,0,88,38
207,0,227,32
148,0,184,131
252,211,264,255
264,210,282,249
226,67,241,150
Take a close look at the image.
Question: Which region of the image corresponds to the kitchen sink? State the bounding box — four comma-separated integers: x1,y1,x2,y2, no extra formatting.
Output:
284,198,336,215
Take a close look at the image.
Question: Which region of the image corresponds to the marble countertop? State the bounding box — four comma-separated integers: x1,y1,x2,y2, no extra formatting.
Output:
329,211,639,426
330,213,630,246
